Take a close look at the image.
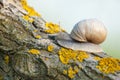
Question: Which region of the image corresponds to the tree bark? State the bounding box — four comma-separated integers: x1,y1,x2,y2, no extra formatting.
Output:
0,0,120,80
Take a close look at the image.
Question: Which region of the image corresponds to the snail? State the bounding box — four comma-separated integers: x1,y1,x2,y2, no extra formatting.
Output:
56,19,107,53
71,19,107,44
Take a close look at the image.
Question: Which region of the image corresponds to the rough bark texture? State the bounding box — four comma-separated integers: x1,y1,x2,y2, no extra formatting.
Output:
0,0,120,80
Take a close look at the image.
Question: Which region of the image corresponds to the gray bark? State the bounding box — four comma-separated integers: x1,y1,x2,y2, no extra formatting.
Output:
0,0,120,80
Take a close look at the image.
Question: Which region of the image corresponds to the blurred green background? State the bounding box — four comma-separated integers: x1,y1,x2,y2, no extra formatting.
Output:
28,0,120,59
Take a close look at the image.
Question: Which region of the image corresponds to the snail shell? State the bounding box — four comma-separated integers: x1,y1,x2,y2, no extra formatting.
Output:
70,19,107,44
56,19,107,53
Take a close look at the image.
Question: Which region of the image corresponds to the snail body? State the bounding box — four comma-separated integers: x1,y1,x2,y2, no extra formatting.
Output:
56,19,107,53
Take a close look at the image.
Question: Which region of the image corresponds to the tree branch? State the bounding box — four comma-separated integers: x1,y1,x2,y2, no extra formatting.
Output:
0,0,120,80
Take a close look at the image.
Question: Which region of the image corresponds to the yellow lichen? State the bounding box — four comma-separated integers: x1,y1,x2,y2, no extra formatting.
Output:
0,75,3,80
68,66,80,78
22,15,29,20
63,66,80,79
77,52,89,62
61,28,66,32
21,0,41,17
33,29,38,32
45,22,64,34
94,56,101,61
45,57,49,61
58,48,77,64
28,49,40,54
59,55,69,64
68,67,76,78
4,55,9,64
73,66,79,73
47,45,54,52
58,48,89,64
22,15,34,22
63,70,67,75
35,35,41,39
96,57,120,74
21,0,41,22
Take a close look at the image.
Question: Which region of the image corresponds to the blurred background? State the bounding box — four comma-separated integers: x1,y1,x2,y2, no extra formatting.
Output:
28,0,120,58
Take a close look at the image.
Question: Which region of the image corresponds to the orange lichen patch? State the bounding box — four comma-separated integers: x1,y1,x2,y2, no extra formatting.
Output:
96,57,120,74
4,55,9,64
58,48,89,64
35,35,41,39
94,56,101,61
28,49,40,54
47,45,54,52
77,52,89,62
45,22,65,34
21,0,41,22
